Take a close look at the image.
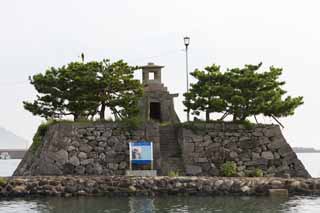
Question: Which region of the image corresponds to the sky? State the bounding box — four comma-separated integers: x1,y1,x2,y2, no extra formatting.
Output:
0,0,319,148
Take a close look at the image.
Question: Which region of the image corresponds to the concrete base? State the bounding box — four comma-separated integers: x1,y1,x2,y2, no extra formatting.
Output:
126,170,157,177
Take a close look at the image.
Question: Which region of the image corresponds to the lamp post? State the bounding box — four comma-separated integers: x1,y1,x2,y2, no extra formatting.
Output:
184,36,190,122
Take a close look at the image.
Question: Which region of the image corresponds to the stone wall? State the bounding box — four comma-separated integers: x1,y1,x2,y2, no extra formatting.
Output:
14,122,160,176
1,176,320,197
14,121,310,178
178,123,310,178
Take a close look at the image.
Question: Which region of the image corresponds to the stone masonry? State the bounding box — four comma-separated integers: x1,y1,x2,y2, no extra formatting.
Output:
14,121,310,178
178,122,310,178
14,122,160,176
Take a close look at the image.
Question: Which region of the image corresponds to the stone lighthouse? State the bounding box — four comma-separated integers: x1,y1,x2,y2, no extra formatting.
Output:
139,62,180,123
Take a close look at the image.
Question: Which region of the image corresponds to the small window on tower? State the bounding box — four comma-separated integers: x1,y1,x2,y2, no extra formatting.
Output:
149,72,155,80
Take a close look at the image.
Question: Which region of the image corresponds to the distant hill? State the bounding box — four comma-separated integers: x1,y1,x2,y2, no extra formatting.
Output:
0,127,29,149
293,147,320,153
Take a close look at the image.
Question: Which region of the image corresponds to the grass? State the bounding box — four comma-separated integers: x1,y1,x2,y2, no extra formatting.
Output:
29,117,143,154
246,168,264,177
168,171,180,177
30,120,54,154
0,177,7,186
176,119,257,132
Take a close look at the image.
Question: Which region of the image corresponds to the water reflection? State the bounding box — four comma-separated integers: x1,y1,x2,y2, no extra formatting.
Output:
1,196,320,213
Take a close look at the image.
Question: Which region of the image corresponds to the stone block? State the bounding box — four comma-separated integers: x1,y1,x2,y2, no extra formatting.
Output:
69,155,80,166
55,150,68,165
185,165,202,175
78,152,87,160
183,143,194,153
79,144,93,153
261,151,274,160
80,158,94,166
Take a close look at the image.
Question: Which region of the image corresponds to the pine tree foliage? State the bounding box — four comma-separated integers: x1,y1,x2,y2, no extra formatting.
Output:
23,59,143,121
184,63,303,122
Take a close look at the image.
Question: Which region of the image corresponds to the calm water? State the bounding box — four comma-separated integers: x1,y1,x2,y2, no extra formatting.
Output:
0,154,319,213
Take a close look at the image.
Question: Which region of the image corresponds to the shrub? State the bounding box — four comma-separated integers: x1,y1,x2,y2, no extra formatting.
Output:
247,168,264,177
220,161,237,177
254,168,263,177
168,171,179,177
234,119,255,129
30,120,56,153
0,177,7,186
119,116,143,130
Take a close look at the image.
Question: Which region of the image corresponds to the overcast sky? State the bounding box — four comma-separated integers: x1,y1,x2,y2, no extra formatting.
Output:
0,0,319,148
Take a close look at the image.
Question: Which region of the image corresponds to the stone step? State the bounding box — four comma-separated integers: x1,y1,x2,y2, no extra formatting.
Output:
159,125,184,175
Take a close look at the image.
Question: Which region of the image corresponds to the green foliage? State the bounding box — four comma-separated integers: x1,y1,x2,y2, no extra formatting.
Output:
220,161,237,177
0,177,7,186
234,119,255,129
30,121,54,153
246,168,264,177
168,171,180,177
184,63,303,122
159,121,172,127
118,116,143,130
23,59,143,121
254,168,264,177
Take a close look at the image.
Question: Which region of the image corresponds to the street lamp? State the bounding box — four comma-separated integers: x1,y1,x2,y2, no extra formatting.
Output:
184,36,190,122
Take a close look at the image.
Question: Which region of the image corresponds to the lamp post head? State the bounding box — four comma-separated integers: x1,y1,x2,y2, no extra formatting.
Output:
184,36,190,47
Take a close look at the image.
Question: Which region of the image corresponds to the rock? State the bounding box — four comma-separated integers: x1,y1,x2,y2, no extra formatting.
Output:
245,159,268,166
98,142,107,147
175,182,183,188
252,152,260,160
75,166,85,175
67,146,76,152
119,161,127,170
185,165,202,175
274,152,280,159
81,158,94,166
214,180,224,188
108,163,118,170
55,150,68,164
270,180,284,189
78,152,87,160
69,156,80,166
261,151,274,160
290,181,301,189
92,163,103,174
129,185,136,192
99,153,106,161
196,158,208,163
229,151,238,158
13,185,26,194
184,143,194,153
108,136,119,146
79,144,93,153
241,186,250,193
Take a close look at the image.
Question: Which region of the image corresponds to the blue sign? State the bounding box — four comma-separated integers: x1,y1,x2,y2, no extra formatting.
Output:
130,141,153,165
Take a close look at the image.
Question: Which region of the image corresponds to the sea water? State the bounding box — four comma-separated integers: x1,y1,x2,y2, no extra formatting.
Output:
0,154,320,213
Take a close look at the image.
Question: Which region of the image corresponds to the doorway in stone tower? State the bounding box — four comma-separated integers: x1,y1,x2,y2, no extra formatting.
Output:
150,102,161,122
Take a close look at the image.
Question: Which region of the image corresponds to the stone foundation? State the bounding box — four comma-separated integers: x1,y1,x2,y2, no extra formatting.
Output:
178,123,310,178
14,121,310,178
14,122,160,176
1,176,320,197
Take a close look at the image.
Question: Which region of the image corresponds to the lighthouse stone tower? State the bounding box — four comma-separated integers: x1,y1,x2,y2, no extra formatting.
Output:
138,62,180,124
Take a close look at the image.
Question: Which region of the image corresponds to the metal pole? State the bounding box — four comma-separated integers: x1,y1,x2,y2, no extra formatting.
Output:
186,45,190,122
